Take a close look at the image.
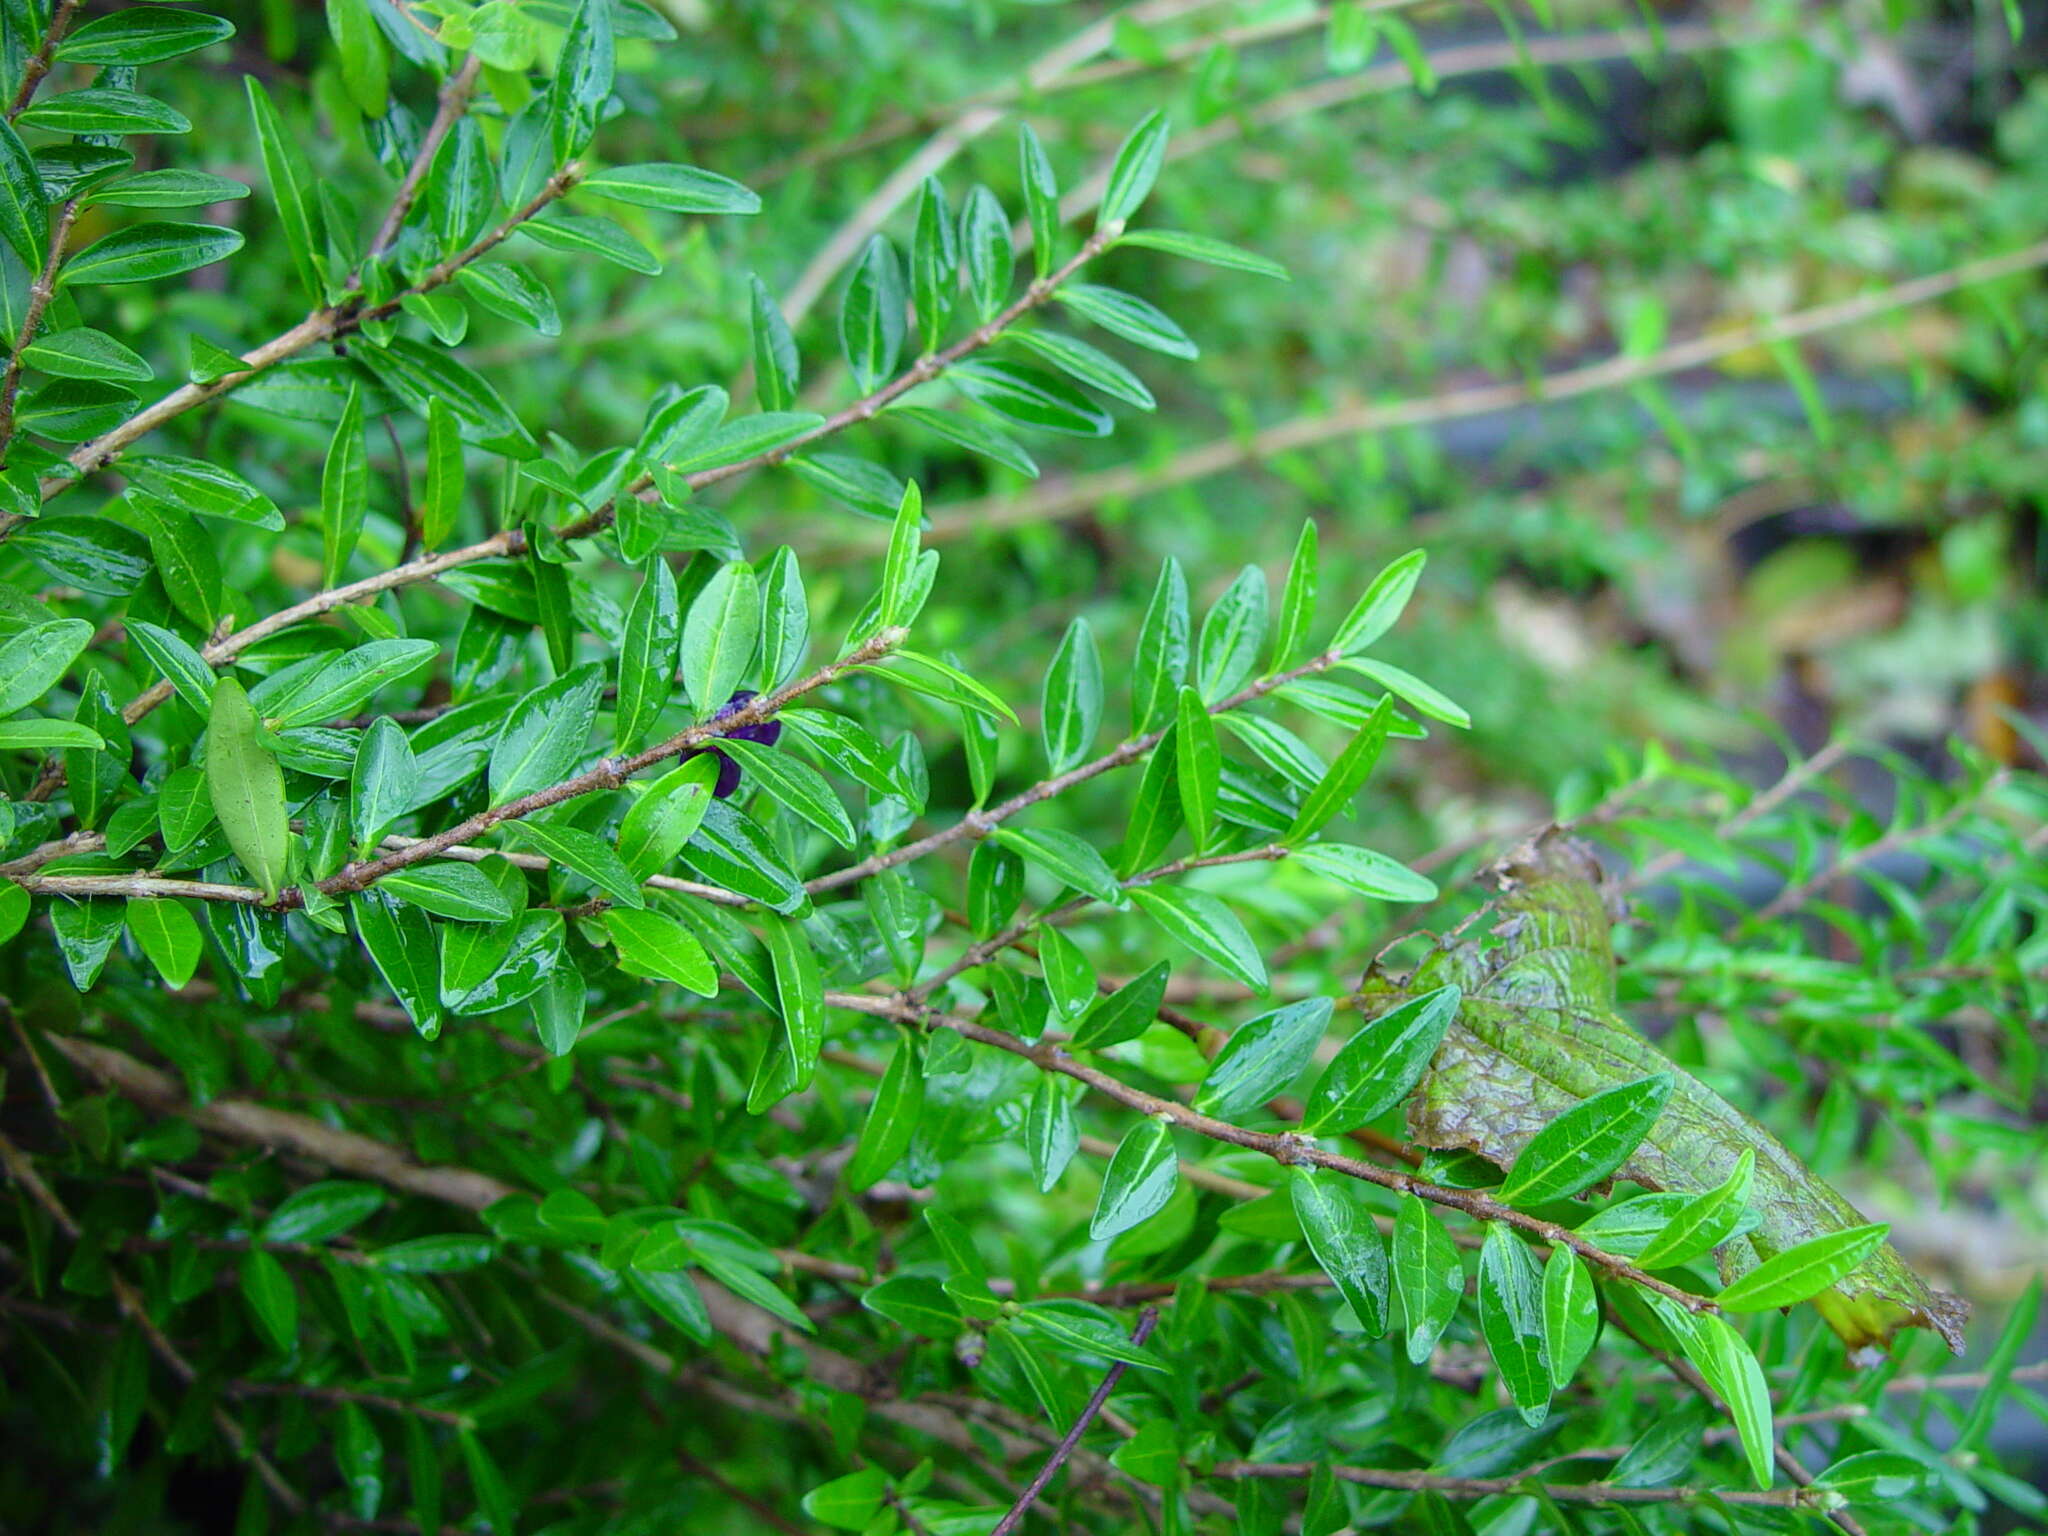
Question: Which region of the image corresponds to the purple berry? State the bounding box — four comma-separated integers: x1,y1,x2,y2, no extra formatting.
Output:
689,691,781,797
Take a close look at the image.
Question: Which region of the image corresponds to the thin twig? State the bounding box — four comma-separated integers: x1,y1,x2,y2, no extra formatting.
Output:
989,1306,1160,1536
6,0,79,118
0,199,79,450
826,991,1718,1315
365,55,485,262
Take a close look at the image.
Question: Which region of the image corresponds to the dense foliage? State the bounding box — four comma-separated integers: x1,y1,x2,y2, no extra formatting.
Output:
1,2,2044,1534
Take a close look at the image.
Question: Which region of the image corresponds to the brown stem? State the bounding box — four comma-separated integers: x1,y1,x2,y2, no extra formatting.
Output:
809,648,1344,897
308,628,901,904
365,55,484,263
0,198,79,451
6,0,79,117
829,990,1718,1315
989,1306,1160,1536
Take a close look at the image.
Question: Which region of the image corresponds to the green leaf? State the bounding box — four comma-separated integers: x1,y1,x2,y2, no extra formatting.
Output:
580,163,759,214
549,0,614,158
506,820,646,910
1128,885,1266,992
1393,1194,1463,1363
336,1405,383,1521
1716,1223,1892,1312
606,908,716,994
1671,1308,1774,1489
126,455,279,529
1025,1073,1079,1192
681,800,808,913
1006,327,1155,410
252,640,439,729
891,404,1038,478
861,1274,961,1339
0,118,47,274
1114,227,1289,280
1016,1299,1168,1372
762,912,824,1090
856,649,1016,721
60,9,234,65
1343,657,1470,729
846,1034,924,1190
1290,1167,1390,1336
1172,685,1220,852
89,168,248,210
239,1249,298,1353
801,1468,888,1532
1332,549,1426,655
1284,698,1394,843
1196,564,1266,702
627,1268,711,1341
488,665,604,806
1478,1224,1549,1427
1069,960,1170,1051
379,863,515,923
878,480,925,630
1091,1115,1179,1242
1194,997,1330,1120
618,756,719,881
992,826,1124,908
749,274,798,410
124,492,219,629
22,327,152,383
0,719,102,749
246,79,320,300
1638,1148,1755,1268
1057,283,1197,360
261,1181,385,1245
0,619,91,716
372,1235,495,1276
616,557,681,751
1018,122,1060,277
950,359,1112,437
1037,922,1094,1023
20,88,191,136
1497,1074,1674,1206
1131,557,1190,735
840,234,906,392
958,184,1010,322
206,678,290,903
682,561,760,721
61,222,241,286
1293,843,1437,903
1042,618,1103,774
354,891,443,1038
1097,110,1169,231
1118,726,1181,877
910,176,956,352
522,209,659,273
420,398,463,549
1300,984,1460,1135
457,1430,515,1536
125,898,202,988
719,737,856,848
321,383,368,585
1813,1452,1931,1505
14,515,152,595
427,117,491,254
325,0,388,114
1541,1247,1597,1390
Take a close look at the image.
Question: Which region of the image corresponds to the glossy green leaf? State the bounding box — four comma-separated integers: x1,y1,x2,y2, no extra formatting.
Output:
619,756,720,881
840,234,905,392
61,222,241,286
616,557,680,751
581,163,759,214
1128,885,1265,992
1042,618,1103,773
1497,1073,1673,1206
379,863,516,922
488,665,604,806
1478,1223,1550,1427
0,118,47,273
354,892,443,1038
239,1249,298,1353
0,619,91,717
1069,960,1170,1051
1114,227,1290,279
125,898,202,988
1716,1223,1892,1312
846,1034,924,1190
606,908,716,994
1284,697,1393,843
1193,997,1330,1119
1638,1148,1756,1268
1393,1194,1463,1363
1196,564,1266,702
507,820,646,909
1301,984,1460,1135
1091,1116,1179,1240
1025,1073,1079,1192
682,561,760,721
992,826,1124,907
206,678,290,902
1097,110,1169,231
1291,1167,1390,1336
1541,1247,1598,1389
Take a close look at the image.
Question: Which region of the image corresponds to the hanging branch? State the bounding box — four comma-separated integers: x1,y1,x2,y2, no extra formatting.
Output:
988,1306,1162,1536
